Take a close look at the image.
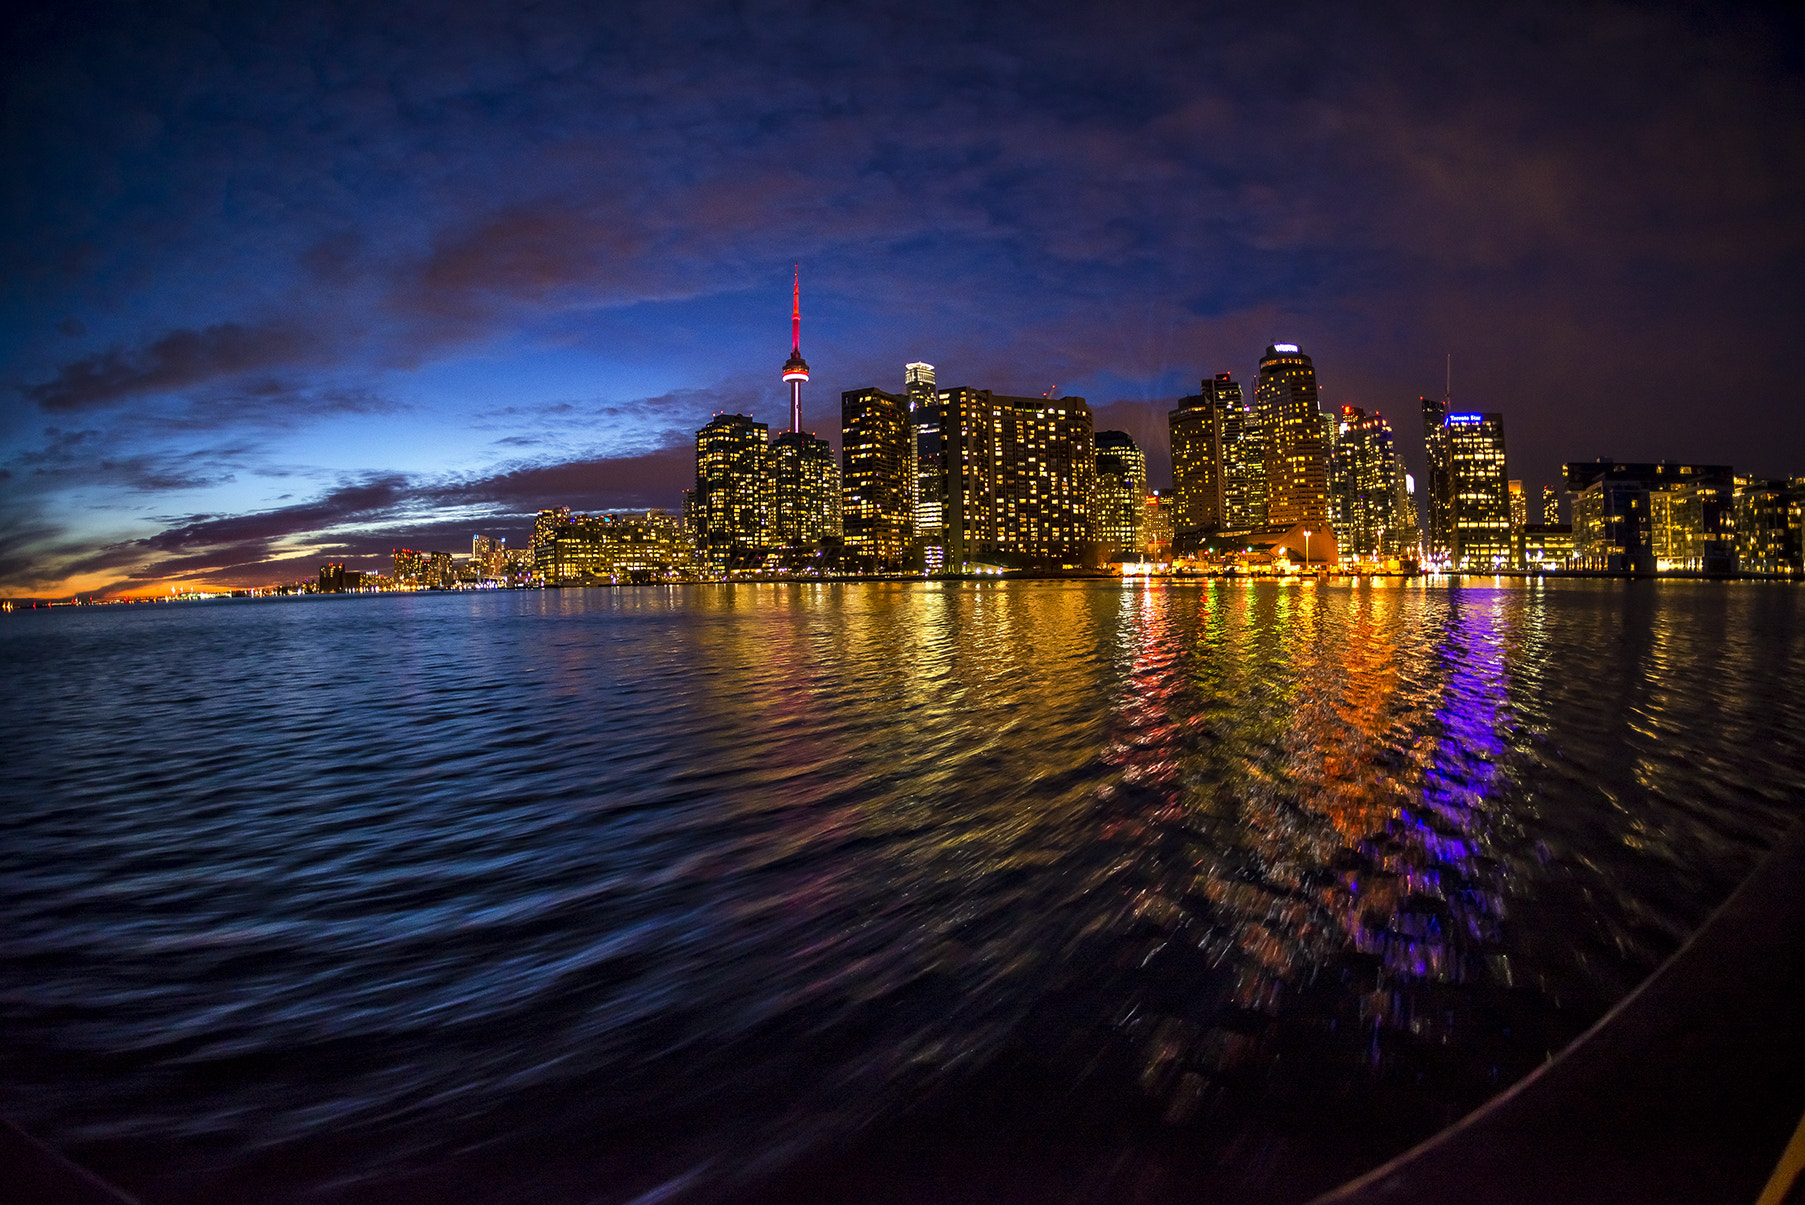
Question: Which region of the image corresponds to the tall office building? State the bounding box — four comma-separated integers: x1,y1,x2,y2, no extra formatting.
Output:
532,506,571,576
1094,431,1147,558
1393,471,1423,561
842,387,913,569
1255,344,1331,530
1169,392,1217,538
1170,373,1262,543
907,362,943,571
1421,395,1453,563
937,388,1096,567
1541,484,1560,525
1446,413,1513,569
772,431,841,549
1508,480,1527,532
695,413,773,570
1330,406,1409,562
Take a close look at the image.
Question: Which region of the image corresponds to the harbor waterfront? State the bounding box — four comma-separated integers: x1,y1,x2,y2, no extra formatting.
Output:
4,579,1803,1204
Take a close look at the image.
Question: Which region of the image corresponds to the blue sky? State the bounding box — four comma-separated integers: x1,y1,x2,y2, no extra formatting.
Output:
3,0,1802,594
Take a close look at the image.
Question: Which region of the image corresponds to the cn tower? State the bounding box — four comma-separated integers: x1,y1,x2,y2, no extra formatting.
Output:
782,266,810,433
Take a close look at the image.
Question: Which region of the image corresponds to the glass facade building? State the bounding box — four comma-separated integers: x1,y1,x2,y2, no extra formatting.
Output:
1254,345,1330,531
1093,430,1146,558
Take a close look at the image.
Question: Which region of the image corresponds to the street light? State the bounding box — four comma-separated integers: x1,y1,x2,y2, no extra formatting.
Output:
1302,529,1312,570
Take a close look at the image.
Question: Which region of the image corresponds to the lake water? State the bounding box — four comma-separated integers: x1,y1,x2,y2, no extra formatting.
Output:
3,580,1802,1204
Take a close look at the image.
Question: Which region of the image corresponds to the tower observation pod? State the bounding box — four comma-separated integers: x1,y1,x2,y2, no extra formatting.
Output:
782,266,810,434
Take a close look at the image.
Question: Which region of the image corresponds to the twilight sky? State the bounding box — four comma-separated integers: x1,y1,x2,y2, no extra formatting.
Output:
3,0,1802,595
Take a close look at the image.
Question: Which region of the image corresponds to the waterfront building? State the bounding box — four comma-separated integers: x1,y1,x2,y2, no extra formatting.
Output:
771,430,841,550
1094,431,1147,559
1522,524,1575,570
1420,396,1453,563
1328,405,1411,563
1169,373,1263,544
907,363,943,571
317,563,346,593
537,511,693,583
471,535,511,580
695,413,774,570
393,547,429,586
1254,344,1331,533
1542,484,1560,525
1566,461,1736,574
532,507,571,576
1735,476,1804,575
1141,490,1174,560
1509,480,1527,532
842,387,913,570
937,388,1096,568
1168,393,1215,539
1446,413,1513,570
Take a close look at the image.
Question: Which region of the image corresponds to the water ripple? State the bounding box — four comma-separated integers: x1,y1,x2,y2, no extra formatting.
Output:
2,580,1801,1203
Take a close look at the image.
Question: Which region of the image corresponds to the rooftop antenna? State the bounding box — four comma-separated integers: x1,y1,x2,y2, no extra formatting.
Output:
1445,353,1452,403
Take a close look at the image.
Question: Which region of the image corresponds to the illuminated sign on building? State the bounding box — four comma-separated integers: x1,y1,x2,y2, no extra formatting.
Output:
1272,343,1300,353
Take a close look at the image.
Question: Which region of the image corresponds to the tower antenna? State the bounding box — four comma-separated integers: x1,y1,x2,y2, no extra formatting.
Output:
1445,353,1451,403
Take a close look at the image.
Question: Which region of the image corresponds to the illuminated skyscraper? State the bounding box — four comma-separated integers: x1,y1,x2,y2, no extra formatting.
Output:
1446,413,1512,569
1141,490,1174,559
842,387,912,569
695,413,773,570
1508,480,1527,532
1421,395,1453,563
938,388,1095,568
393,547,428,586
532,507,571,576
772,431,841,550
907,362,943,571
1169,393,1217,537
1093,431,1146,558
1170,373,1262,542
782,268,810,434
1255,344,1330,529
1330,405,1411,561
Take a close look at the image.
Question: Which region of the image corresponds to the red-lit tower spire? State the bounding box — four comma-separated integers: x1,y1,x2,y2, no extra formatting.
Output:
782,266,810,433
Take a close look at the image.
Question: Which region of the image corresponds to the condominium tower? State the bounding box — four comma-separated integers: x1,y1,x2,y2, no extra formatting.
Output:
841,387,913,569
1093,430,1147,558
938,388,1096,568
1255,344,1331,530
694,413,773,569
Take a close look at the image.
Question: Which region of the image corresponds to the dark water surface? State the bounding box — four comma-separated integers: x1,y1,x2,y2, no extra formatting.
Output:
4,580,1802,1204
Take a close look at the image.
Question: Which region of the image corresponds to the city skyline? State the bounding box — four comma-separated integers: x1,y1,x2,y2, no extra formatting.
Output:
3,1,1802,597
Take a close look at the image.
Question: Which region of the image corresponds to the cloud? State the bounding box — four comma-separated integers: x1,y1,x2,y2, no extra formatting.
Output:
24,323,323,411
